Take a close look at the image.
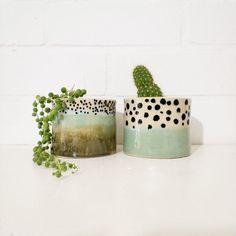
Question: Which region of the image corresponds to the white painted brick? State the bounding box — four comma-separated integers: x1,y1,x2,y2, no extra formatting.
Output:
107,51,236,96
63,0,183,3
0,96,38,145
116,99,124,145
0,95,235,145
190,95,236,144
46,2,181,45
185,1,236,44
0,48,107,96
0,2,44,45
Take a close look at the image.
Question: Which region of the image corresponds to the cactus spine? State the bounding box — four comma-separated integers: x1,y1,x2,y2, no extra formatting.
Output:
133,65,163,97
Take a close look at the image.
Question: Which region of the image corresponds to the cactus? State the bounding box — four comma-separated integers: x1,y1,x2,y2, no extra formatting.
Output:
133,65,163,97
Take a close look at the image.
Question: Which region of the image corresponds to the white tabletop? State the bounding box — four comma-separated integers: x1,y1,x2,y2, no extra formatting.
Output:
0,145,236,236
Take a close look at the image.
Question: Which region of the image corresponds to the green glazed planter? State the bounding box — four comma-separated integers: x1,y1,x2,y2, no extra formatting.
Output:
51,98,116,157
123,97,191,158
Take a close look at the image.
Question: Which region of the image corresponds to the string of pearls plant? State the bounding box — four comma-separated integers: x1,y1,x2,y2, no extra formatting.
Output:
32,87,86,178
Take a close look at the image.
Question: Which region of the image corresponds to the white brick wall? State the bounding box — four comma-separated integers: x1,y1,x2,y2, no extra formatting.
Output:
107,50,236,96
0,48,107,95
46,2,181,46
0,2,44,46
0,0,236,145
185,1,236,44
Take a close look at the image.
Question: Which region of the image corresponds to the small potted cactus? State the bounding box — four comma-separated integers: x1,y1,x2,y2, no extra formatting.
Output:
32,87,116,177
123,65,191,158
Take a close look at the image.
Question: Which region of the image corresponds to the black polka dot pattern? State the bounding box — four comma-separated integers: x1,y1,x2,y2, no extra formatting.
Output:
137,103,143,109
138,119,142,124
174,99,179,105
59,99,116,116
153,115,160,121
124,98,191,130
173,119,179,124
160,98,166,105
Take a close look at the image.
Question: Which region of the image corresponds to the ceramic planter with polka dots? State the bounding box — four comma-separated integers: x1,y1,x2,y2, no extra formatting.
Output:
51,98,116,157
124,97,191,158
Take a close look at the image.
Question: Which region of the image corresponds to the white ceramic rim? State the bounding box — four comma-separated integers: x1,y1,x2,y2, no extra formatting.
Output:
65,98,116,103
124,97,191,102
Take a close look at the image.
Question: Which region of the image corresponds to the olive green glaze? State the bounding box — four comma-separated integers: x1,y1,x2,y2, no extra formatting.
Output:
51,98,116,157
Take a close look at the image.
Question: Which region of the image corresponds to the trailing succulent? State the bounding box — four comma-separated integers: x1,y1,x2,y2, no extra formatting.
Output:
133,65,163,97
32,87,86,178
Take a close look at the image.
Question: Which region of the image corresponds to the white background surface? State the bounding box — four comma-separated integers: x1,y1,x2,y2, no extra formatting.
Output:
0,145,236,236
0,0,236,145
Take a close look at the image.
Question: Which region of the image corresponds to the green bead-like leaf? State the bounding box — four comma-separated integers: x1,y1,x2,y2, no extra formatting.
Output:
33,101,38,107
32,86,86,178
61,87,67,93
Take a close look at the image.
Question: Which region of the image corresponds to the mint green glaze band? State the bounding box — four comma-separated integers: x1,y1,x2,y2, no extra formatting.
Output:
54,114,116,129
124,127,191,158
